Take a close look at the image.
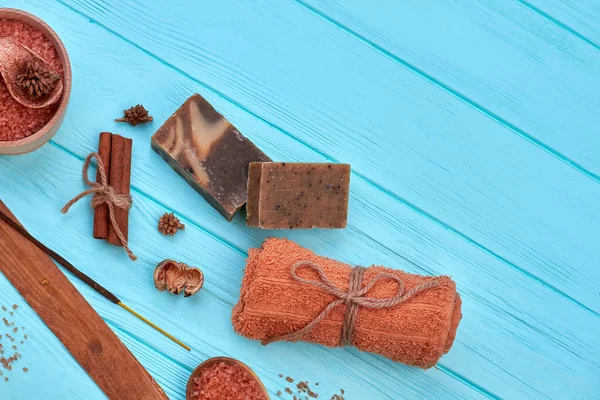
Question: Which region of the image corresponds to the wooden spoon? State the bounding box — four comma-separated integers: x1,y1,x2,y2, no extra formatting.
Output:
0,37,63,109
186,357,270,400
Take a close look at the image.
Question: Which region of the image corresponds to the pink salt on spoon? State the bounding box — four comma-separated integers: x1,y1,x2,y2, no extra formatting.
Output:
0,36,63,109
186,357,269,400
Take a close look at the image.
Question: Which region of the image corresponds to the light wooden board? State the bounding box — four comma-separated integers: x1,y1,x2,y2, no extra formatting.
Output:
0,0,598,399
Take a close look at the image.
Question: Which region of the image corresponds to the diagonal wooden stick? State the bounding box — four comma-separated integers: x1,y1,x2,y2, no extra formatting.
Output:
0,208,190,351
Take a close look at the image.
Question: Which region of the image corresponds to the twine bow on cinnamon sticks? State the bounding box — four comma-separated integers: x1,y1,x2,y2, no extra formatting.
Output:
62,152,137,261
262,260,439,346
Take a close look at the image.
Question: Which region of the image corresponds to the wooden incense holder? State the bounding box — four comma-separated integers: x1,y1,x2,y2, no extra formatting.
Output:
0,200,167,400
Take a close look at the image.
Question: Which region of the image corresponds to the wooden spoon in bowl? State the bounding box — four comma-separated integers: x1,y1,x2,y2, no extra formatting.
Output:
0,37,63,109
186,357,269,400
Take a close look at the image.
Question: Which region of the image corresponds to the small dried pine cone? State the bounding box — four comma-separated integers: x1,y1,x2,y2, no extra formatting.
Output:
115,104,153,126
16,61,60,98
158,212,185,236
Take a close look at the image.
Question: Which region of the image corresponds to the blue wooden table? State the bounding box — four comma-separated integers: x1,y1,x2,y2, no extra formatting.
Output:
0,1,598,399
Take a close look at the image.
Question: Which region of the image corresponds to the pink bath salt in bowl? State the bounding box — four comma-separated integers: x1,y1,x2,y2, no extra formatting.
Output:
0,9,71,155
187,357,269,400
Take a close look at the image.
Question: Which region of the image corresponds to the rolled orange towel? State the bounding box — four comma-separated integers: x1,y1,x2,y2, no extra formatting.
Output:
232,238,462,368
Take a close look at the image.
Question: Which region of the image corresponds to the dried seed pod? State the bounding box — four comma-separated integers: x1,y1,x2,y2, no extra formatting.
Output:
115,104,153,126
158,212,185,236
16,61,61,98
154,260,204,297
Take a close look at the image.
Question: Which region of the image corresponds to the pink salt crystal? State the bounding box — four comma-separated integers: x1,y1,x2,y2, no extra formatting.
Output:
0,18,64,142
191,361,266,400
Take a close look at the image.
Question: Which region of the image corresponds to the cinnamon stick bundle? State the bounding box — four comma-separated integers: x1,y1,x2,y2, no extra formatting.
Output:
92,132,133,247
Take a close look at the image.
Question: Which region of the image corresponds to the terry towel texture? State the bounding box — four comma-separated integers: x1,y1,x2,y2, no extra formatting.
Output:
232,238,462,368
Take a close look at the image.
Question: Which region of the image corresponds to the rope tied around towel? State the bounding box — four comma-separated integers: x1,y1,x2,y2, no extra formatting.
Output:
262,260,439,346
61,152,136,261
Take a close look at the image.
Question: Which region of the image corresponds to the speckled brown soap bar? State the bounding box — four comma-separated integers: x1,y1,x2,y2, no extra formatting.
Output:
246,162,350,229
151,94,271,220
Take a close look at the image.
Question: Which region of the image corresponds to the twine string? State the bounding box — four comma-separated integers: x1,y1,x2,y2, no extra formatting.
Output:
61,152,136,261
262,260,439,346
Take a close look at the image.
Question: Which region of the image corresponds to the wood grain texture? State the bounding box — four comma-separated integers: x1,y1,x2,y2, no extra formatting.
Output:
0,0,598,399
300,0,600,176
0,200,168,400
520,0,600,47
0,22,596,397
58,0,600,313
0,273,106,399
0,146,484,400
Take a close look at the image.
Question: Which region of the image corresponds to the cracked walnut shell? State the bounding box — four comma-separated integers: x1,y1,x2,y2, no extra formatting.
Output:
154,260,204,297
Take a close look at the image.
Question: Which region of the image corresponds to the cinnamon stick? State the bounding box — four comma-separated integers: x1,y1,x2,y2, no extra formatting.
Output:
93,132,112,239
107,134,133,247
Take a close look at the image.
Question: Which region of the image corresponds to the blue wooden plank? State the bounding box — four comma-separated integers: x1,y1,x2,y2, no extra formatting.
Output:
2,139,599,399
0,3,599,397
0,271,195,400
0,1,597,399
519,0,600,48
57,0,600,315
299,0,600,177
0,147,485,400
0,274,106,400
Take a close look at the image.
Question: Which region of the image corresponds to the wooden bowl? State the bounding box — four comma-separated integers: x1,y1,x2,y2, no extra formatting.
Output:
186,356,269,400
0,8,72,155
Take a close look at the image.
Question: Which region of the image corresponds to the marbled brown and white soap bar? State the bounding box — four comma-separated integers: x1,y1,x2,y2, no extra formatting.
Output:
151,94,271,220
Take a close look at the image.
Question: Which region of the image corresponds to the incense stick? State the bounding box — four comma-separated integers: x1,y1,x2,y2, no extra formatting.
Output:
0,209,191,351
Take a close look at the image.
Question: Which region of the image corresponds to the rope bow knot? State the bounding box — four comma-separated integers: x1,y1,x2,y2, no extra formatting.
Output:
61,152,136,261
262,260,439,346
